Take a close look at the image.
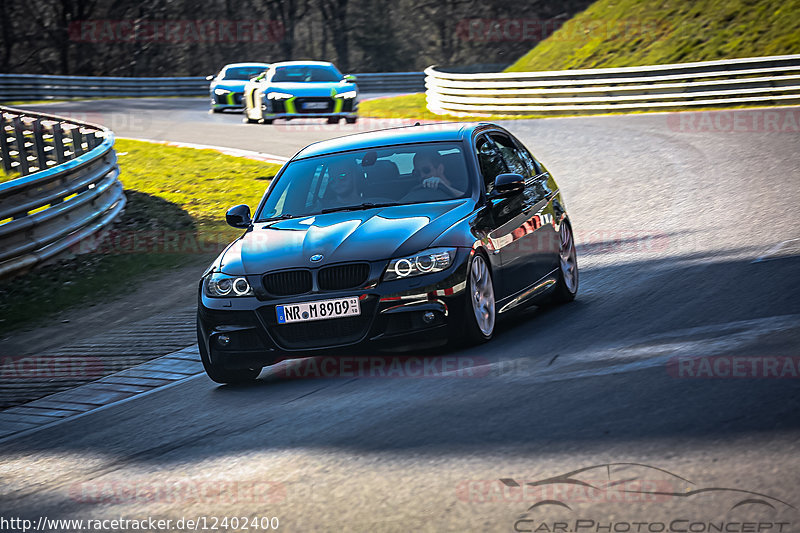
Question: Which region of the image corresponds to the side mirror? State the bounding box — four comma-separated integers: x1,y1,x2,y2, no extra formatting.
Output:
489,173,525,199
205,74,215,81
226,204,252,228
343,74,357,83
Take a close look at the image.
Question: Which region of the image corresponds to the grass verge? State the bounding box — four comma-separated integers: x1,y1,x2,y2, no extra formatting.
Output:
358,93,799,122
359,93,551,122
0,139,281,335
507,0,800,72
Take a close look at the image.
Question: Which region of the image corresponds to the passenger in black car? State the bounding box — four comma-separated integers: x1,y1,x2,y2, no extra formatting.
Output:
324,160,363,207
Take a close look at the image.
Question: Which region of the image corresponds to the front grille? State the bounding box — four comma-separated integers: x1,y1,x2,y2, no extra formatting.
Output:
262,270,312,296
294,97,334,113
271,316,368,349
260,299,376,350
318,263,370,291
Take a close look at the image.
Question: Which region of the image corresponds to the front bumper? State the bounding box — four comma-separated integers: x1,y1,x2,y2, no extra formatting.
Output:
211,92,244,109
197,249,471,369
261,96,358,120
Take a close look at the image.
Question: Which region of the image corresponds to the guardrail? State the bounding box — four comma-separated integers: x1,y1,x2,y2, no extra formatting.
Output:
0,106,124,277
0,72,425,101
425,54,800,115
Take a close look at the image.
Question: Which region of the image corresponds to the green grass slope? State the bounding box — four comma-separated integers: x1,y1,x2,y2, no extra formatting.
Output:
507,0,800,72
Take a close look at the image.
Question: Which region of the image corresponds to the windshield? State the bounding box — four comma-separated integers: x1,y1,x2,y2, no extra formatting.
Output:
221,66,266,80
256,143,471,221
271,65,342,83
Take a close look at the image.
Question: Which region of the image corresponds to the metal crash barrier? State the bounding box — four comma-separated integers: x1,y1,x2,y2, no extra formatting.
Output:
0,106,124,277
425,54,800,115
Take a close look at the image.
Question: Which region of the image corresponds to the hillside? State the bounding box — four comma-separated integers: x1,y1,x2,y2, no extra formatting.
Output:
506,0,800,72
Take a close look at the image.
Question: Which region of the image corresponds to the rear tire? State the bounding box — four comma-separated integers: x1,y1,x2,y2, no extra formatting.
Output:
197,318,261,384
327,117,340,124
548,221,579,304
451,252,495,346
345,117,358,124
260,118,274,125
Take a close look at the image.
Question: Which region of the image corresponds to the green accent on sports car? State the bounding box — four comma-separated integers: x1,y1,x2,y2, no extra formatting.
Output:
284,97,297,114
226,93,235,105
333,98,343,113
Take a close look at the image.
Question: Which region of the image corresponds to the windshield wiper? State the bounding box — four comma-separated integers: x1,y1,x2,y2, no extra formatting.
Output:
259,214,298,222
320,202,401,214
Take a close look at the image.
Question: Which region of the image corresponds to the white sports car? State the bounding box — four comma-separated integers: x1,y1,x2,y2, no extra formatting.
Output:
243,61,358,125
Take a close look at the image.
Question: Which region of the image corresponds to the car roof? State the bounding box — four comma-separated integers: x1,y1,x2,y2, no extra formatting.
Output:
293,122,494,160
270,61,336,68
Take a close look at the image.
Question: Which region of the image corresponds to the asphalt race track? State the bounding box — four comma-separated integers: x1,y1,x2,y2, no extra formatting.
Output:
2,98,799,531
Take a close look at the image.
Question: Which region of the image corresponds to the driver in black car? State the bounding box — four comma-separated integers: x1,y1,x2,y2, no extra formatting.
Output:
412,150,463,197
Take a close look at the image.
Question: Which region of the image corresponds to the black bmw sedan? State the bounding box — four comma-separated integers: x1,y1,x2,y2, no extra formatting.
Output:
197,123,578,383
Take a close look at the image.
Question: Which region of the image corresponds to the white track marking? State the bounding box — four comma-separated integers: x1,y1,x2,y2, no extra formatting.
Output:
120,137,289,164
752,238,800,263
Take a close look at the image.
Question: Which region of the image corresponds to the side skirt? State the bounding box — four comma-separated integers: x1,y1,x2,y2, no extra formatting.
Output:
496,269,559,314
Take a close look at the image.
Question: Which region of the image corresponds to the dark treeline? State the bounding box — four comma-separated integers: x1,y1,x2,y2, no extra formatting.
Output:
0,0,592,76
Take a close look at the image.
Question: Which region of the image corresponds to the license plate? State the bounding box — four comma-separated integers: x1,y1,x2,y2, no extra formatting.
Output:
302,102,328,110
276,296,360,324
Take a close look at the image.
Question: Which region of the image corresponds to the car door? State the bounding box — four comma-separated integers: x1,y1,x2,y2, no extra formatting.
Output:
475,133,520,300
477,131,558,301
507,133,561,281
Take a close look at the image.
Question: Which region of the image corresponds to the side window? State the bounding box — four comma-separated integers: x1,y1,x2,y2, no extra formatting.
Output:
515,141,544,176
475,135,506,195
489,133,529,178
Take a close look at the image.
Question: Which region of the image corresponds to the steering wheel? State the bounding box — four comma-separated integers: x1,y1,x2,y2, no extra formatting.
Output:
401,182,444,202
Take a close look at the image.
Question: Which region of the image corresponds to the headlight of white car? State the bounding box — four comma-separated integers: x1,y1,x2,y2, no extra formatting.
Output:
267,91,293,100
204,272,254,297
383,248,455,281
335,90,357,99
213,88,231,95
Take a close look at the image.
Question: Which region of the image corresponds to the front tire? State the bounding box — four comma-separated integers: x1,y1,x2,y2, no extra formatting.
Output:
197,318,261,384
327,117,340,124
548,221,579,304
345,117,358,124
453,252,496,345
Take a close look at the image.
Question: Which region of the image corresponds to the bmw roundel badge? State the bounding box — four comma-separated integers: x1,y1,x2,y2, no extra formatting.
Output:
310,254,324,263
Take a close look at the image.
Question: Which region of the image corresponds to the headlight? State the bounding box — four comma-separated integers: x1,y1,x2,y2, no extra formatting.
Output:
267,91,293,100
213,88,231,95
335,90,357,99
204,272,254,297
383,248,456,281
